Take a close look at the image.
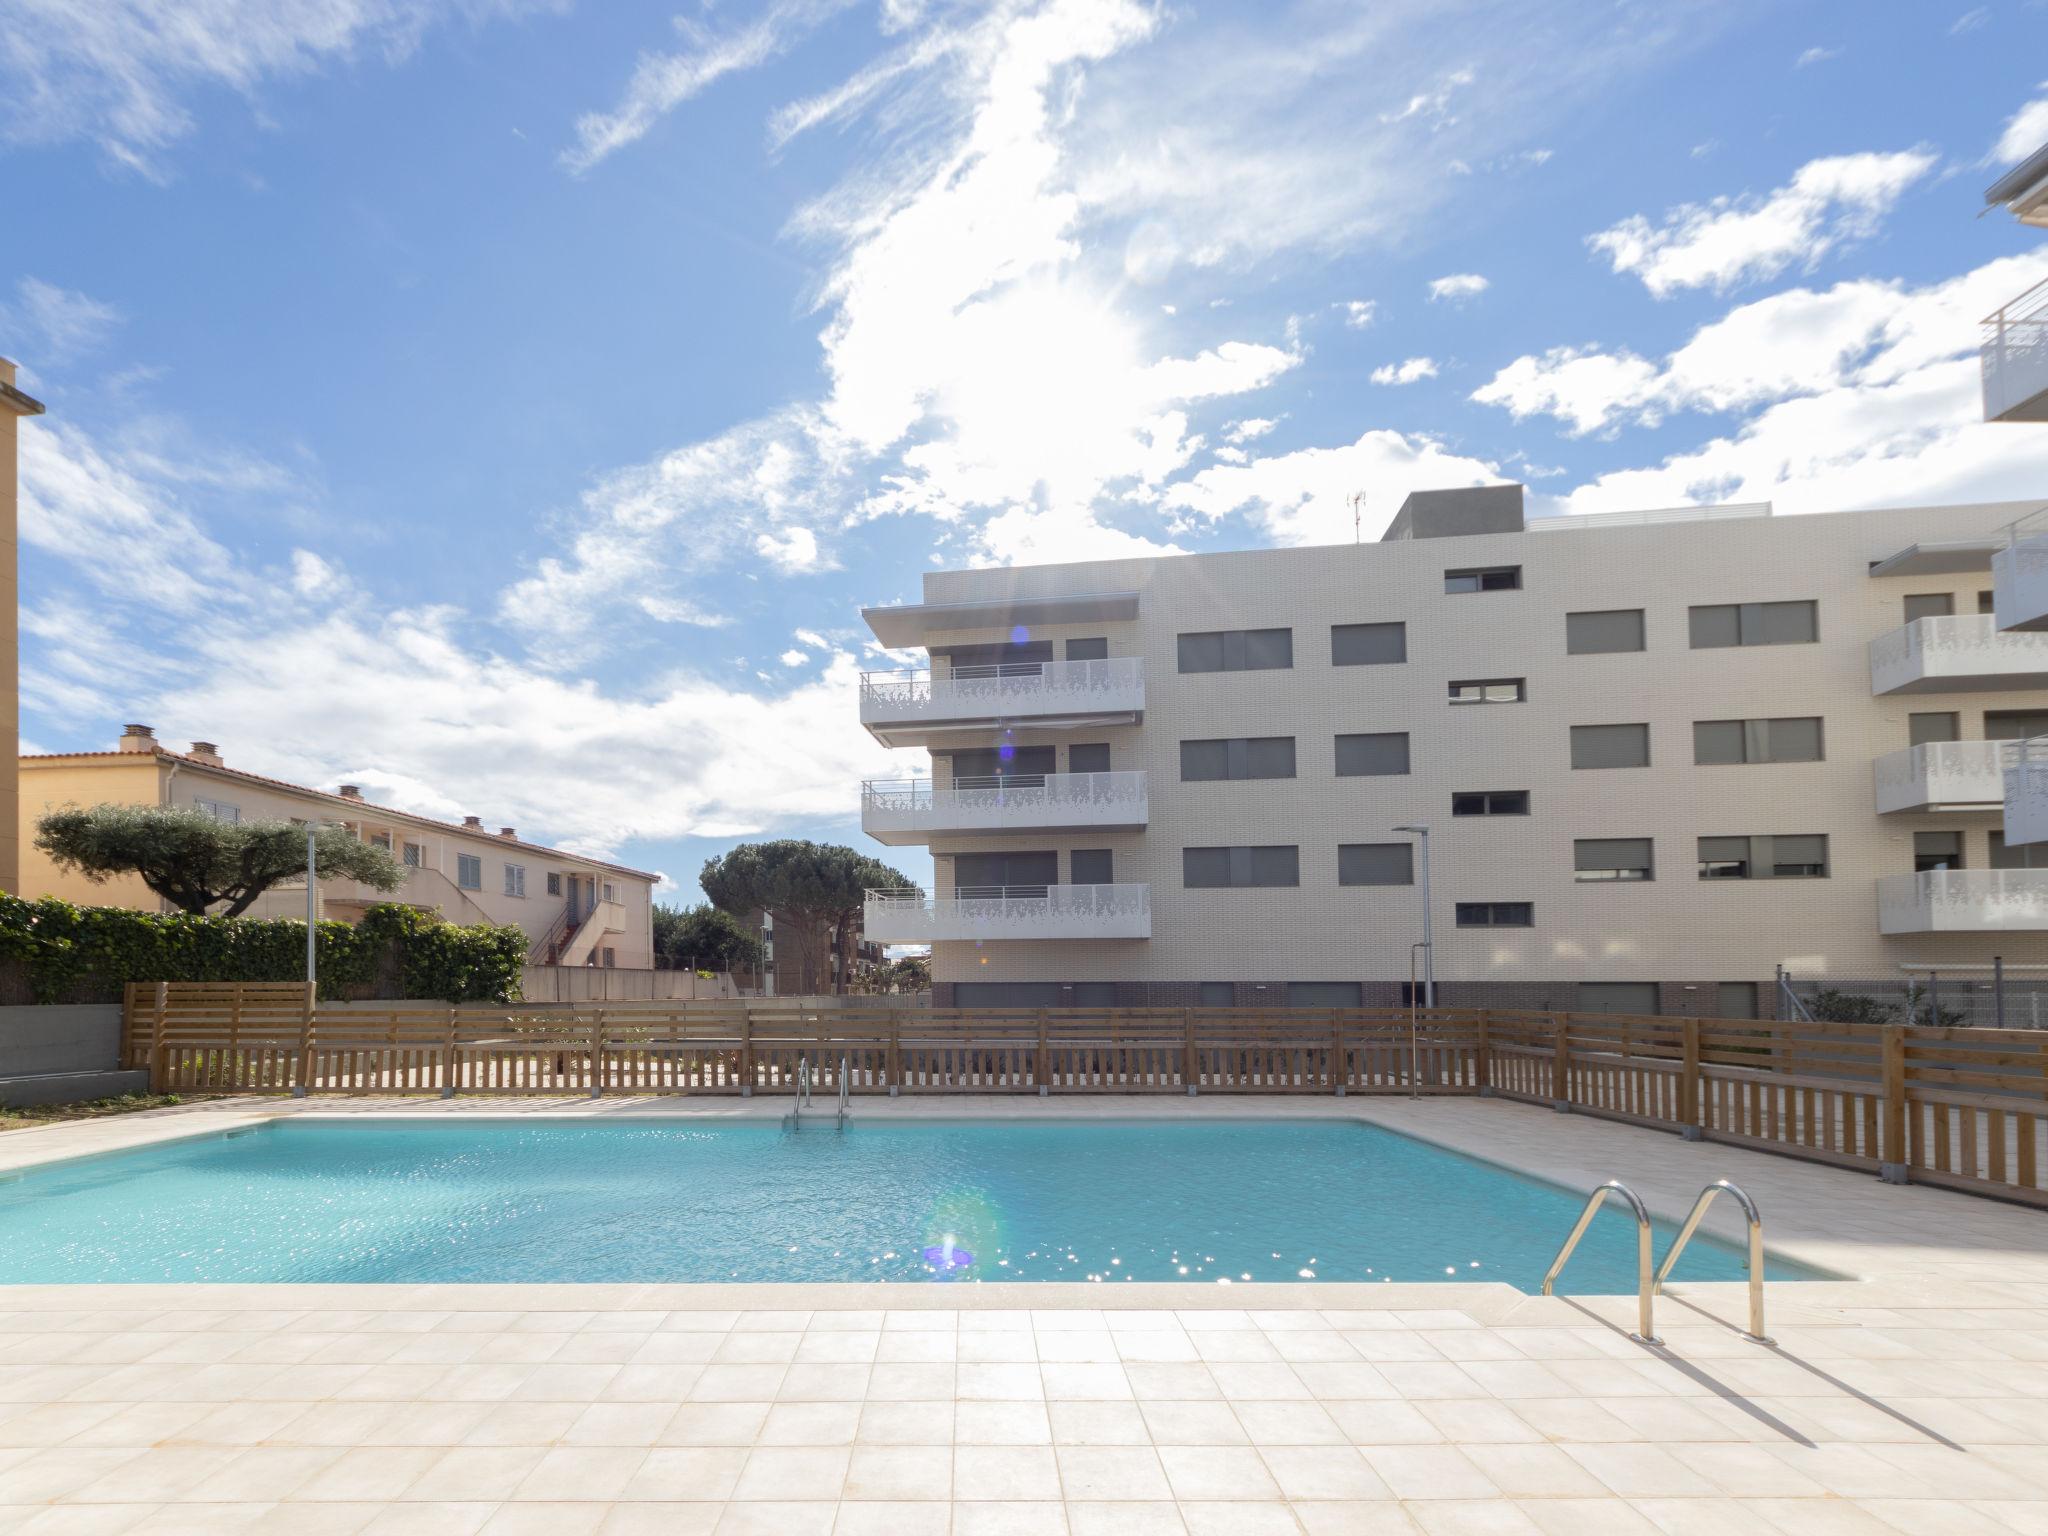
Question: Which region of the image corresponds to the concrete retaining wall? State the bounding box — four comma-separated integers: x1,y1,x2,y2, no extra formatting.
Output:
0,1004,150,1107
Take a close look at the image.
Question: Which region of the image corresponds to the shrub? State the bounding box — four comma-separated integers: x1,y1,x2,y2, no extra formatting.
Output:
0,894,526,1004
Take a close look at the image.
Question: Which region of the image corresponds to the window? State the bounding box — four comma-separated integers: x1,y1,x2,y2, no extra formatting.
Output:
193,797,240,823
402,842,424,868
457,854,482,890
1979,590,1997,614
1338,843,1414,886
1183,845,1300,888
1575,838,1653,882
1449,677,1525,704
953,745,1054,785
603,883,617,902
1177,628,1293,673
1688,600,1818,648
1914,832,1963,873
1445,566,1520,594
1991,833,2048,870
1717,982,1759,1020
1571,723,1650,769
1065,637,1108,661
955,982,1063,1008
1335,732,1409,776
1452,790,1529,816
1697,834,1828,880
1331,622,1406,666
504,864,526,898
602,948,616,969
1070,849,1114,885
1181,737,1296,781
1197,982,1235,1007
1986,710,2048,740
1287,982,1362,1008
1068,742,1111,774
956,851,1056,895
1692,717,1824,765
1566,609,1646,655
1578,982,1659,1014
369,831,393,851
1457,902,1532,927
546,871,562,895
1904,593,1955,623
1909,712,1959,746
1067,982,1117,1007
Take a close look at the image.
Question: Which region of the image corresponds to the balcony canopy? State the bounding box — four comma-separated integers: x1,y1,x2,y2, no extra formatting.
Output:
1867,540,2002,578
863,590,1139,648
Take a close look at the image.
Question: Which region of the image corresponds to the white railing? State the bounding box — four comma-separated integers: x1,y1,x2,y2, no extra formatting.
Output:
858,657,1144,726
1526,501,1771,531
1877,869,2048,934
1871,740,2005,813
860,771,1148,839
862,883,1152,942
1982,276,2048,422
1991,503,2048,632
2004,734,2048,847
1868,613,2048,694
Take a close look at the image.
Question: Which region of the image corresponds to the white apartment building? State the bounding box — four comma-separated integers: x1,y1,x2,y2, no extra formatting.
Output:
856,488,2048,1015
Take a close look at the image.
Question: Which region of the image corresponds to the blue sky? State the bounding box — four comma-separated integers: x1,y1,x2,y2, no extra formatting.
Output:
7,0,2048,904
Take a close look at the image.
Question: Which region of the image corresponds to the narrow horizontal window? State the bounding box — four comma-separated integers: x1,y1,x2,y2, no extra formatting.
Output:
1183,845,1300,888
1575,838,1653,882
1692,717,1823,765
1331,622,1406,666
1445,566,1521,594
1688,600,1818,648
1697,834,1828,880
1180,737,1297,781
1177,628,1293,673
1456,902,1533,927
1452,790,1529,816
1448,677,1525,704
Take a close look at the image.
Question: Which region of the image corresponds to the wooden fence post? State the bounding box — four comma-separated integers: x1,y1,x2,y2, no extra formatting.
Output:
293,983,315,1098
887,1015,901,1096
1679,1017,1702,1140
1552,1012,1571,1112
1880,1023,1909,1184
589,1008,606,1099
441,1007,458,1099
740,1008,755,1097
1331,1015,1346,1097
1036,1009,1051,1098
1184,1008,1198,1098
1475,1010,1492,1097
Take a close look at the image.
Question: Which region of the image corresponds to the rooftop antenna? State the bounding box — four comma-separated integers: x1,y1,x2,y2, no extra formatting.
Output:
1347,490,1367,544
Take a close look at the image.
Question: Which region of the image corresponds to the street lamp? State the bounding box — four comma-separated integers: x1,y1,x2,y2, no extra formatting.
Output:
305,821,320,992
1391,824,1433,1010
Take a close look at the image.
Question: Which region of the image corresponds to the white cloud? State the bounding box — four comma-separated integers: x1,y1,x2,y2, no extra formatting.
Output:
755,525,826,574
1427,273,1488,302
971,503,1184,567
0,0,552,177
1794,45,1842,68
1338,300,1377,329
1951,8,1989,35
563,0,855,173
1587,149,1937,297
1379,67,1474,126
1225,417,1278,443
1163,428,1507,546
1,278,121,362
289,550,344,598
1995,89,2048,165
792,628,829,648
1369,356,1439,386
779,648,809,666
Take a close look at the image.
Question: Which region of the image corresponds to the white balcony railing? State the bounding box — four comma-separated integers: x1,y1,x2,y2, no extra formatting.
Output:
1877,869,2048,934
2004,735,2048,847
862,883,1152,943
1991,504,2048,633
1871,740,2006,814
858,657,1144,734
1868,614,2048,695
860,771,1148,844
1983,277,2048,423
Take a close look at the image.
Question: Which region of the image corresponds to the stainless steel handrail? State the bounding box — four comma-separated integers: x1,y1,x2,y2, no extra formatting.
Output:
1654,1180,1771,1342
837,1054,850,1128
1541,1180,1660,1343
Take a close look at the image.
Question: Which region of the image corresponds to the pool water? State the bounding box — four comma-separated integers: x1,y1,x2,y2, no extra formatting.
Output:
0,1119,1821,1289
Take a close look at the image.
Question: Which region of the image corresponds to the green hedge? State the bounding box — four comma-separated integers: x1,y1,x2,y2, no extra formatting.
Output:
0,895,529,1004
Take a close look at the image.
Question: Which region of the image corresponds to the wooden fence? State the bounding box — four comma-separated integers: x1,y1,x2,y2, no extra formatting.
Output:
121,984,2048,1208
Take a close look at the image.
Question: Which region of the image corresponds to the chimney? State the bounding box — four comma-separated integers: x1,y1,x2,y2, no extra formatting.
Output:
463,815,483,829
117,724,157,753
187,741,222,767
338,785,364,801
498,827,517,839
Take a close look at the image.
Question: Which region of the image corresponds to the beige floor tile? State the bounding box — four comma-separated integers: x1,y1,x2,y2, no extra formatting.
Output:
1051,1446,1170,1501
840,1446,949,1501
711,1337,800,1368
955,1403,1051,1447
875,1335,956,1366
854,1403,953,1447
729,1447,850,1503
1155,1444,1281,1500
949,1501,1072,1536
1560,1445,1717,1501
293,1448,446,1502
1178,1502,1301,1535
959,1335,1039,1365
1359,1446,1499,1501
355,1504,497,1535
756,1404,861,1448
864,1367,955,1403
1262,1445,1393,1502
1136,1402,1248,1447
689,1368,787,1404
1403,1500,1542,1535
1511,1498,1661,1535
561,1405,677,1448
1064,1502,1185,1536
1292,1501,1425,1534
631,1335,722,1365
506,1447,648,1502
594,1504,722,1535
776,1368,871,1404
615,1446,745,1502
243,1505,386,1535
952,1447,1062,1501
1233,1400,1347,1445
1122,1366,1221,1402
790,1336,877,1367
1461,1444,1607,1499
476,1504,606,1536
831,1500,948,1536
400,1448,549,1504
658,1405,771,1448
710,1500,835,1536
1045,1404,1148,1448
1039,1366,1131,1403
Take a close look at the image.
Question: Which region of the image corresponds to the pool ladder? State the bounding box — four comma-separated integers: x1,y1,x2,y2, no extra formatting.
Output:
784,1055,850,1132
1541,1178,1770,1346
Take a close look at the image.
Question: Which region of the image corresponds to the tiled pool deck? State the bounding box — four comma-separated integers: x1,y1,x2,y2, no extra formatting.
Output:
0,1094,2041,1534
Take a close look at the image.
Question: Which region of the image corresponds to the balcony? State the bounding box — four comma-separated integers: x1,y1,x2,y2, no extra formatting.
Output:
862,883,1152,943
1878,869,2048,934
1983,277,2048,424
858,658,1144,747
1872,741,2005,814
1991,507,2048,632
2005,736,2048,846
1868,614,2048,695
860,771,1149,846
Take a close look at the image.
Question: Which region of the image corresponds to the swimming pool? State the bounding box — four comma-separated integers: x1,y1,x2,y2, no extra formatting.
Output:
0,1118,1822,1289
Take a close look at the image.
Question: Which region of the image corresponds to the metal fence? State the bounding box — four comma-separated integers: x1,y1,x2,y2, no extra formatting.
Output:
1784,973,2048,1030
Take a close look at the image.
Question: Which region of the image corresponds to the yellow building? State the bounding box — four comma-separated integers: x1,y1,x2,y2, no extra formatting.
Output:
0,358,45,896
20,725,658,969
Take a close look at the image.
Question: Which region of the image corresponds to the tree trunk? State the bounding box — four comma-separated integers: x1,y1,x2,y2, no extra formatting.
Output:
833,912,850,995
